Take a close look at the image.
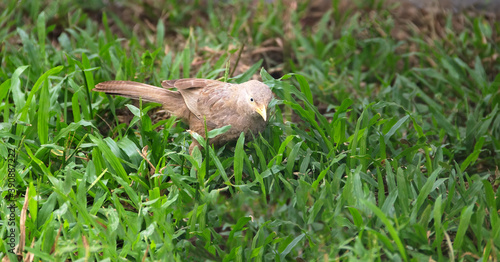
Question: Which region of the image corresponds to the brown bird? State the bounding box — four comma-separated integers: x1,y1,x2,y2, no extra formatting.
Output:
94,79,273,152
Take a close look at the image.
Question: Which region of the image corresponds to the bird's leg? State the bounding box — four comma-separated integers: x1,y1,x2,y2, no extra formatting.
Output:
189,140,201,155
187,130,204,154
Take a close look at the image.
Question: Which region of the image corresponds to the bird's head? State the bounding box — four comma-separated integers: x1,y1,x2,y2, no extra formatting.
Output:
241,80,273,121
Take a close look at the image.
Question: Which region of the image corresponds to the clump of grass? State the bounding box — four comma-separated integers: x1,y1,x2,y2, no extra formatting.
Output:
1,0,499,261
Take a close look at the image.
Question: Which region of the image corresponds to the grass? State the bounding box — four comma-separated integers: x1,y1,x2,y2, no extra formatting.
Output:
1,0,499,261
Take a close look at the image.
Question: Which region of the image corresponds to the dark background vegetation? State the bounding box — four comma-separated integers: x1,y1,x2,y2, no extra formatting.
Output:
1,0,499,261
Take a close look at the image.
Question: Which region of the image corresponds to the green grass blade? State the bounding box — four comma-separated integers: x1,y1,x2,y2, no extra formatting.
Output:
37,78,49,144
452,204,474,251
362,199,408,262
234,133,245,185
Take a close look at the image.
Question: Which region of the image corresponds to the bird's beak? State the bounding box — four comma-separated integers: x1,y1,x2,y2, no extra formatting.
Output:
255,105,267,121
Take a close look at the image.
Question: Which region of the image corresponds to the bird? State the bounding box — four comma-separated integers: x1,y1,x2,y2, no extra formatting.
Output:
93,78,273,153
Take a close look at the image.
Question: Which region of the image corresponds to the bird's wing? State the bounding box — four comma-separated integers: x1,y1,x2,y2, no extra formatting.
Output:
196,84,238,130
161,79,232,119
161,78,225,89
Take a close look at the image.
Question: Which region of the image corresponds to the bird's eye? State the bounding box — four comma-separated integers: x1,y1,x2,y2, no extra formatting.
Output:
250,98,254,102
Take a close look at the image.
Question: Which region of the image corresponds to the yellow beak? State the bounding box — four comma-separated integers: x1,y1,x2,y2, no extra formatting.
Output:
255,105,267,121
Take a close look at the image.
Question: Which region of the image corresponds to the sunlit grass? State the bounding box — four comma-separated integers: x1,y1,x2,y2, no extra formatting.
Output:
1,0,499,261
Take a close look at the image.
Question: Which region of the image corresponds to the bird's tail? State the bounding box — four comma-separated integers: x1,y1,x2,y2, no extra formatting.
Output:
94,81,175,104
94,80,190,118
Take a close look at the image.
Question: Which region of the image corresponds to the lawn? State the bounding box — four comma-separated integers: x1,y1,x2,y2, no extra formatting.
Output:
1,0,499,261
